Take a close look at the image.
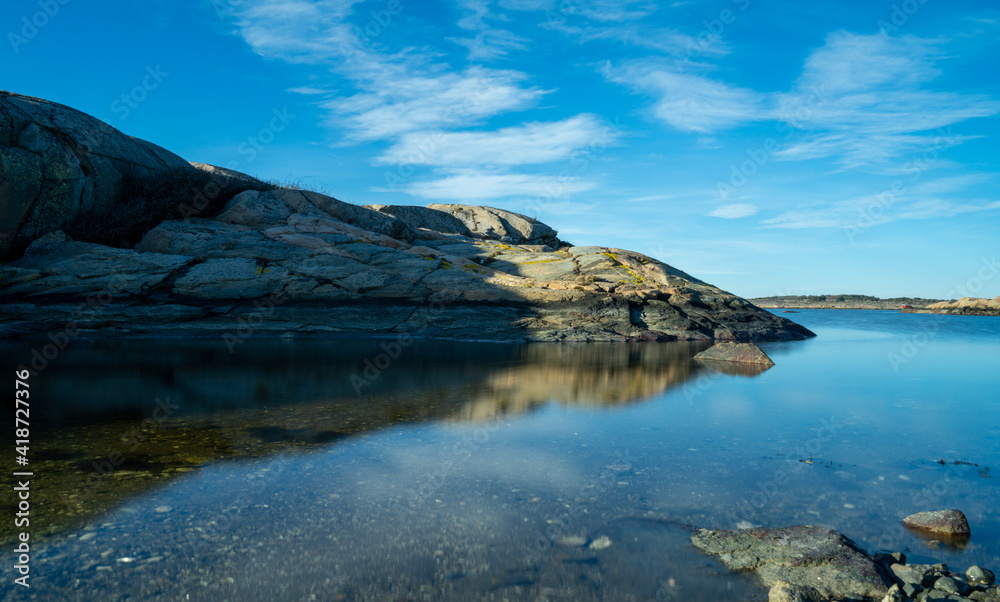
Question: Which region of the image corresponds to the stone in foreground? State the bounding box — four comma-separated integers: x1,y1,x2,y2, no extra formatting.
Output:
768,580,826,601
691,525,892,600
901,510,971,536
693,341,776,366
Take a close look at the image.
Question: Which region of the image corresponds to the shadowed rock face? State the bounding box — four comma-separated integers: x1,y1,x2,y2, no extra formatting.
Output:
0,93,815,342
691,526,892,601
0,91,192,256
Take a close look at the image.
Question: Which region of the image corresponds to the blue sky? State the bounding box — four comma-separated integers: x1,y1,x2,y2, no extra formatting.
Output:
4,0,999,298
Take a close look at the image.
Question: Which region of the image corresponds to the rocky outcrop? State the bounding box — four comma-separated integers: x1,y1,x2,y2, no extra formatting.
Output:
0,93,815,342
0,90,193,256
691,526,892,601
427,203,562,247
693,341,775,366
901,297,1000,316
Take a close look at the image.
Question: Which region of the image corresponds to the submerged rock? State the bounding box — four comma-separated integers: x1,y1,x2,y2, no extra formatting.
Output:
693,341,776,366
902,510,971,536
691,525,892,600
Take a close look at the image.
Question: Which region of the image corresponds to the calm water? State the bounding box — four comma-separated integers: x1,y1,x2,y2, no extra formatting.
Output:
2,310,998,601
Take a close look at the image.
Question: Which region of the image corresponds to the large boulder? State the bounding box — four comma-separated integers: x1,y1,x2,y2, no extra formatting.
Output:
0,91,193,257
691,526,892,601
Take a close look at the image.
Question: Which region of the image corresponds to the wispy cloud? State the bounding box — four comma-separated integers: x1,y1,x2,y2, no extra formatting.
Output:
376,114,614,166
603,60,770,133
403,170,596,200
451,0,530,60
709,203,758,219
762,173,1000,229
322,67,546,142
227,1,546,143
775,32,1000,169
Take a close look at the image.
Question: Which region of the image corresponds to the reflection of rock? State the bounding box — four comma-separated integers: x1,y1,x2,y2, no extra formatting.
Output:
0,338,758,543
693,342,775,366
691,526,892,601
450,342,712,422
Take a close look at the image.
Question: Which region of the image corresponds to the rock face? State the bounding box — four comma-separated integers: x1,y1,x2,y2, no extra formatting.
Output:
0,91,193,256
427,203,561,247
691,526,892,601
693,341,775,366
901,510,971,536
0,93,816,342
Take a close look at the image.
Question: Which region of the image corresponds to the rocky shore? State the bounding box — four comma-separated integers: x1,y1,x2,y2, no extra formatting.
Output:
692,510,998,602
751,295,941,310
900,297,1000,317
0,91,813,342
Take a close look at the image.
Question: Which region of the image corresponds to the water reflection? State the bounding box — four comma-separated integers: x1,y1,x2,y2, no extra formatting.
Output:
0,338,770,543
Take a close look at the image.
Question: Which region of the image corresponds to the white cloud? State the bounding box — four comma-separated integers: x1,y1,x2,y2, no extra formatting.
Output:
709,203,758,219
451,0,530,60
762,174,1000,229
604,61,770,133
226,1,547,143
774,32,1000,168
322,67,547,142
403,171,596,200
287,86,330,95
376,114,614,166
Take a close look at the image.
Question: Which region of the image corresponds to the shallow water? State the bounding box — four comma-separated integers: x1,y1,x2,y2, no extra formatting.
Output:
2,309,998,601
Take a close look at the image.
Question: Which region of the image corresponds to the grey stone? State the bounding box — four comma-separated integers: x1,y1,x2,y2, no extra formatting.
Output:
428,203,560,247
694,341,776,366
968,567,996,586
768,580,826,602
934,576,968,595
902,510,971,536
691,526,891,601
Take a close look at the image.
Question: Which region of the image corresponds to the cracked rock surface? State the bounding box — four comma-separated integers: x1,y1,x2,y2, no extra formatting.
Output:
0,92,815,342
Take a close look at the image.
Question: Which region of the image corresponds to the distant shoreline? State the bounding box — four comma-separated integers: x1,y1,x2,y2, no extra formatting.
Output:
750,295,941,311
